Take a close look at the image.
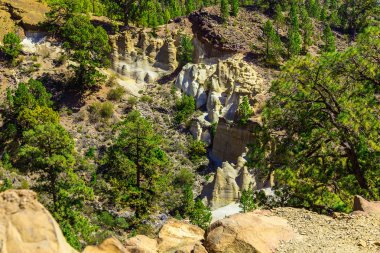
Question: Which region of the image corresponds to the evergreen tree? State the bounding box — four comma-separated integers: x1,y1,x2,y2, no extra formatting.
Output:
1,32,21,62
300,5,314,50
308,0,321,18
274,4,285,31
220,0,229,23
178,35,194,66
104,110,168,220
338,0,380,40
239,187,256,213
231,0,239,16
255,27,380,212
262,20,283,64
185,0,195,15
61,15,111,90
322,24,336,52
238,96,253,124
189,199,212,230
288,27,302,56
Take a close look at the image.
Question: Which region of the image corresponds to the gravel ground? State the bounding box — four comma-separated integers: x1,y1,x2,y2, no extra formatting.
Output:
273,207,380,253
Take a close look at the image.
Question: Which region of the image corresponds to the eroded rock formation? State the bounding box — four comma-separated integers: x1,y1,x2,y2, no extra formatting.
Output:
0,0,49,40
205,210,296,253
175,56,268,123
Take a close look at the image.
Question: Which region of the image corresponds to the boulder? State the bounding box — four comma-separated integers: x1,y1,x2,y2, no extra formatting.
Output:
205,211,296,253
125,235,158,253
82,238,127,253
158,219,206,253
353,195,380,215
0,190,78,253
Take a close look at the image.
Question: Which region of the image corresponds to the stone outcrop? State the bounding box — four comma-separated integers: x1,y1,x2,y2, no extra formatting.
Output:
0,0,49,40
211,118,257,163
175,56,268,123
82,238,127,253
125,235,158,253
205,210,296,253
203,153,257,209
157,219,206,253
353,195,380,215
0,190,78,253
155,37,178,71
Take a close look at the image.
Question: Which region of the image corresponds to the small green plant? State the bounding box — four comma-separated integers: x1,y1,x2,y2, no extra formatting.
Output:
178,35,194,66
189,199,212,230
238,96,253,125
239,186,256,213
188,139,207,162
107,85,126,101
85,146,96,158
175,95,195,124
89,102,114,122
140,95,153,103
127,97,138,106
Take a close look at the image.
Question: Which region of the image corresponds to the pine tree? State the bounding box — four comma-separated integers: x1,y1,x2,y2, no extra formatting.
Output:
274,4,285,31
239,187,256,213
288,1,302,56
288,27,302,56
220,0,229,22
1,32,21,62
308,0,321,18
300,5,314,50
262,20,283,64
104,110,169,220
189,199,212,230
322,24,336,52
238,96,253,124
231,0,239,16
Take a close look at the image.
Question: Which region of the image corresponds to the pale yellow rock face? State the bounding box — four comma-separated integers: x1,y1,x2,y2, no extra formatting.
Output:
1,0,49,29
205,210,296,253
125,235,158,253
0,190,78,253
82,238,127,253
157,219,206,253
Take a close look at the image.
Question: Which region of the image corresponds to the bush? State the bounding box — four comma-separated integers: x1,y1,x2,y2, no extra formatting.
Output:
188,139,207,162
88,102,114,122
175,95,195,124
140,95,153,103
239,187,256,213
174,168,195,187
127,97,138,106
189,199,211,230
1,32,21,61
178,35,194,66
107,85,126,101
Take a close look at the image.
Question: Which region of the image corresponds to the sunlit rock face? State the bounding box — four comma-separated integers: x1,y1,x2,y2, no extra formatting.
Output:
110,30,179,86
175,56,268,123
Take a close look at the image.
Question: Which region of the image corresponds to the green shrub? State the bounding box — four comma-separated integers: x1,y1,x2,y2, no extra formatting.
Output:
127,97,138,106
140,95,153,103
107,85,126,101
1,32,21,61
188,139,207,162
88,102,114,122
178,35,194,66
175,95,195,124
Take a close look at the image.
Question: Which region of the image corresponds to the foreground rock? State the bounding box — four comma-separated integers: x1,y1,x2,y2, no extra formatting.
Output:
205,210,296,253
353,195,380,215
83,238,127,253
0,190,78,253
158,219,206,253
125,235,158,253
